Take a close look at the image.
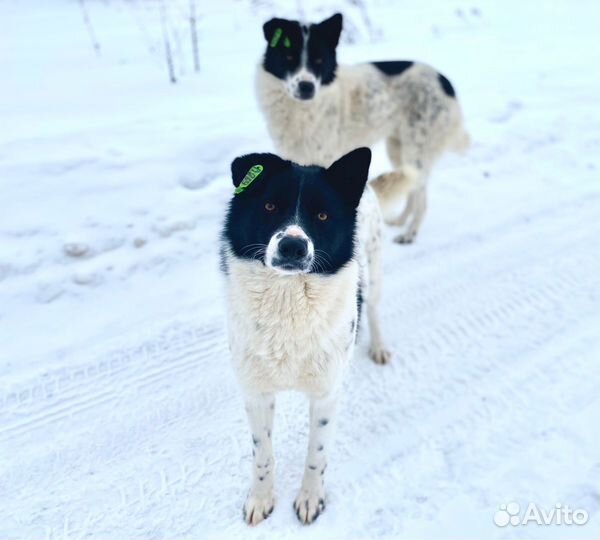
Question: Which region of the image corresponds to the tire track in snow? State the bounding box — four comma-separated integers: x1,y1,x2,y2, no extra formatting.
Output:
327,319,600,537
0,323,225,441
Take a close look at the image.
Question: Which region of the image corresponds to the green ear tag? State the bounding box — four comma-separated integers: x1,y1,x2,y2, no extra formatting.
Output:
270,28,282,48
235,165,264,195
283,36,291,48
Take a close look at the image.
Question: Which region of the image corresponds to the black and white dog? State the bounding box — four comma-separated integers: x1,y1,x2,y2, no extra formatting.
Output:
256,13,470,243
221,147,385,525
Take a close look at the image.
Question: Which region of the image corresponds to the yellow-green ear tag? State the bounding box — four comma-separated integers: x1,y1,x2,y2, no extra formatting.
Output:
234,165,263,195
270,28,282,48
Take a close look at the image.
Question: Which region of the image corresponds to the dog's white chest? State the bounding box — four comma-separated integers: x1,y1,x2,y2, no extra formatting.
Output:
267,94,342,166
225,260,359,394
255,64,394,167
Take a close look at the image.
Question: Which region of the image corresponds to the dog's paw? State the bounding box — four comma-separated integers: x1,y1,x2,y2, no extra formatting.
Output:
243,492,274,526
293,489,326,525
369,346,391,365
394,232,416,244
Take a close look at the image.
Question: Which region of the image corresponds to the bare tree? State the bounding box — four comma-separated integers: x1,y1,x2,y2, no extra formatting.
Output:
78,0,101,55
159,0,177,84
189,0,200,72
165,4,187,77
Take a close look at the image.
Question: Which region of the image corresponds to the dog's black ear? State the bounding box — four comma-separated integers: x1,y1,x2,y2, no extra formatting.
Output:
263,17,289,43
326,147,371,208
231,152,288,194
315,13,343,47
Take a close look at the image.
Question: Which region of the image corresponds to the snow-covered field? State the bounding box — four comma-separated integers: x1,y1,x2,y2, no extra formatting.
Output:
1,0,599,538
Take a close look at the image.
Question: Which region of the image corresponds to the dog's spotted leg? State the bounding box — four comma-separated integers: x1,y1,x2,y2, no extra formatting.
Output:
294,392,337,525
242,392,275,526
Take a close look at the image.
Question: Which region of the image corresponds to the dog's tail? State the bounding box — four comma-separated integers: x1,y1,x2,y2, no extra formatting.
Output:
450,128,471,155
369,165,419,218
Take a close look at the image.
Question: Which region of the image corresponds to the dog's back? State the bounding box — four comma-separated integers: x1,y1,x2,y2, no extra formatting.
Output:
256,59,467,170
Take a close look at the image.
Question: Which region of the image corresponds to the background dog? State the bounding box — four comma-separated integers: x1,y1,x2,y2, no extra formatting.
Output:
221,147,385,525
256,13,470,243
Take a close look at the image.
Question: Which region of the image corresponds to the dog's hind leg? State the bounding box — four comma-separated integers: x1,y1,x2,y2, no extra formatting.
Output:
357,189,391,364
294,392,337,525
370,137,420,226
394,186,428,244
370,166,419,223
243,392,276,526
385,190,417,227
365,231,392,364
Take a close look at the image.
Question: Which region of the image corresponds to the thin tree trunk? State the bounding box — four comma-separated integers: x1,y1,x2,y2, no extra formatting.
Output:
189,0,200,72
78,0,101,55
166,6,186,76
159,0,176,84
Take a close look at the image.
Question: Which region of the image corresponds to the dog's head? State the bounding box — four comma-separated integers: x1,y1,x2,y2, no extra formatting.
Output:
223,147,371,276
261,13,343,101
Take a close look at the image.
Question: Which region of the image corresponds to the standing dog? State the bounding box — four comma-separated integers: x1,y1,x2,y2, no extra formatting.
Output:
256,13,470,243
221,147,385,525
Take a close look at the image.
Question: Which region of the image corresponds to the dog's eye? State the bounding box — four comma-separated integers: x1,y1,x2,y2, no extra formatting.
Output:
317,212,328,221
315,57,323,64
265,202,276,212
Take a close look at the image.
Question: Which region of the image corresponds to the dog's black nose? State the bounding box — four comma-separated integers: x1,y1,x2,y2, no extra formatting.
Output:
278,236,308,260
298,81,315,100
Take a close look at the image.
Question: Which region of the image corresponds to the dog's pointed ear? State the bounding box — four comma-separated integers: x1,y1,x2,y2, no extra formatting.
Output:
263,17,288,43
231,152,288,194
315,13,343,47
326,147,371,208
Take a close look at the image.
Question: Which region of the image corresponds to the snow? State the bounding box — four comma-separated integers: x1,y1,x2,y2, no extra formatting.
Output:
1,0,599,538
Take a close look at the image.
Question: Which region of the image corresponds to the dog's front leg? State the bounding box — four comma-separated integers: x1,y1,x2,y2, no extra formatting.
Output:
243,392,275,525
294,392,337,525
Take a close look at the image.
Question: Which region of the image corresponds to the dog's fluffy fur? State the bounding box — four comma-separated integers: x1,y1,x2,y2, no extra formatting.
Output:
221,148,387,525
257,13,470,243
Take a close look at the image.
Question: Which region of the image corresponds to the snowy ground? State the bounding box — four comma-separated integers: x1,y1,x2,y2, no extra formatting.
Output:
1,0,600,538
